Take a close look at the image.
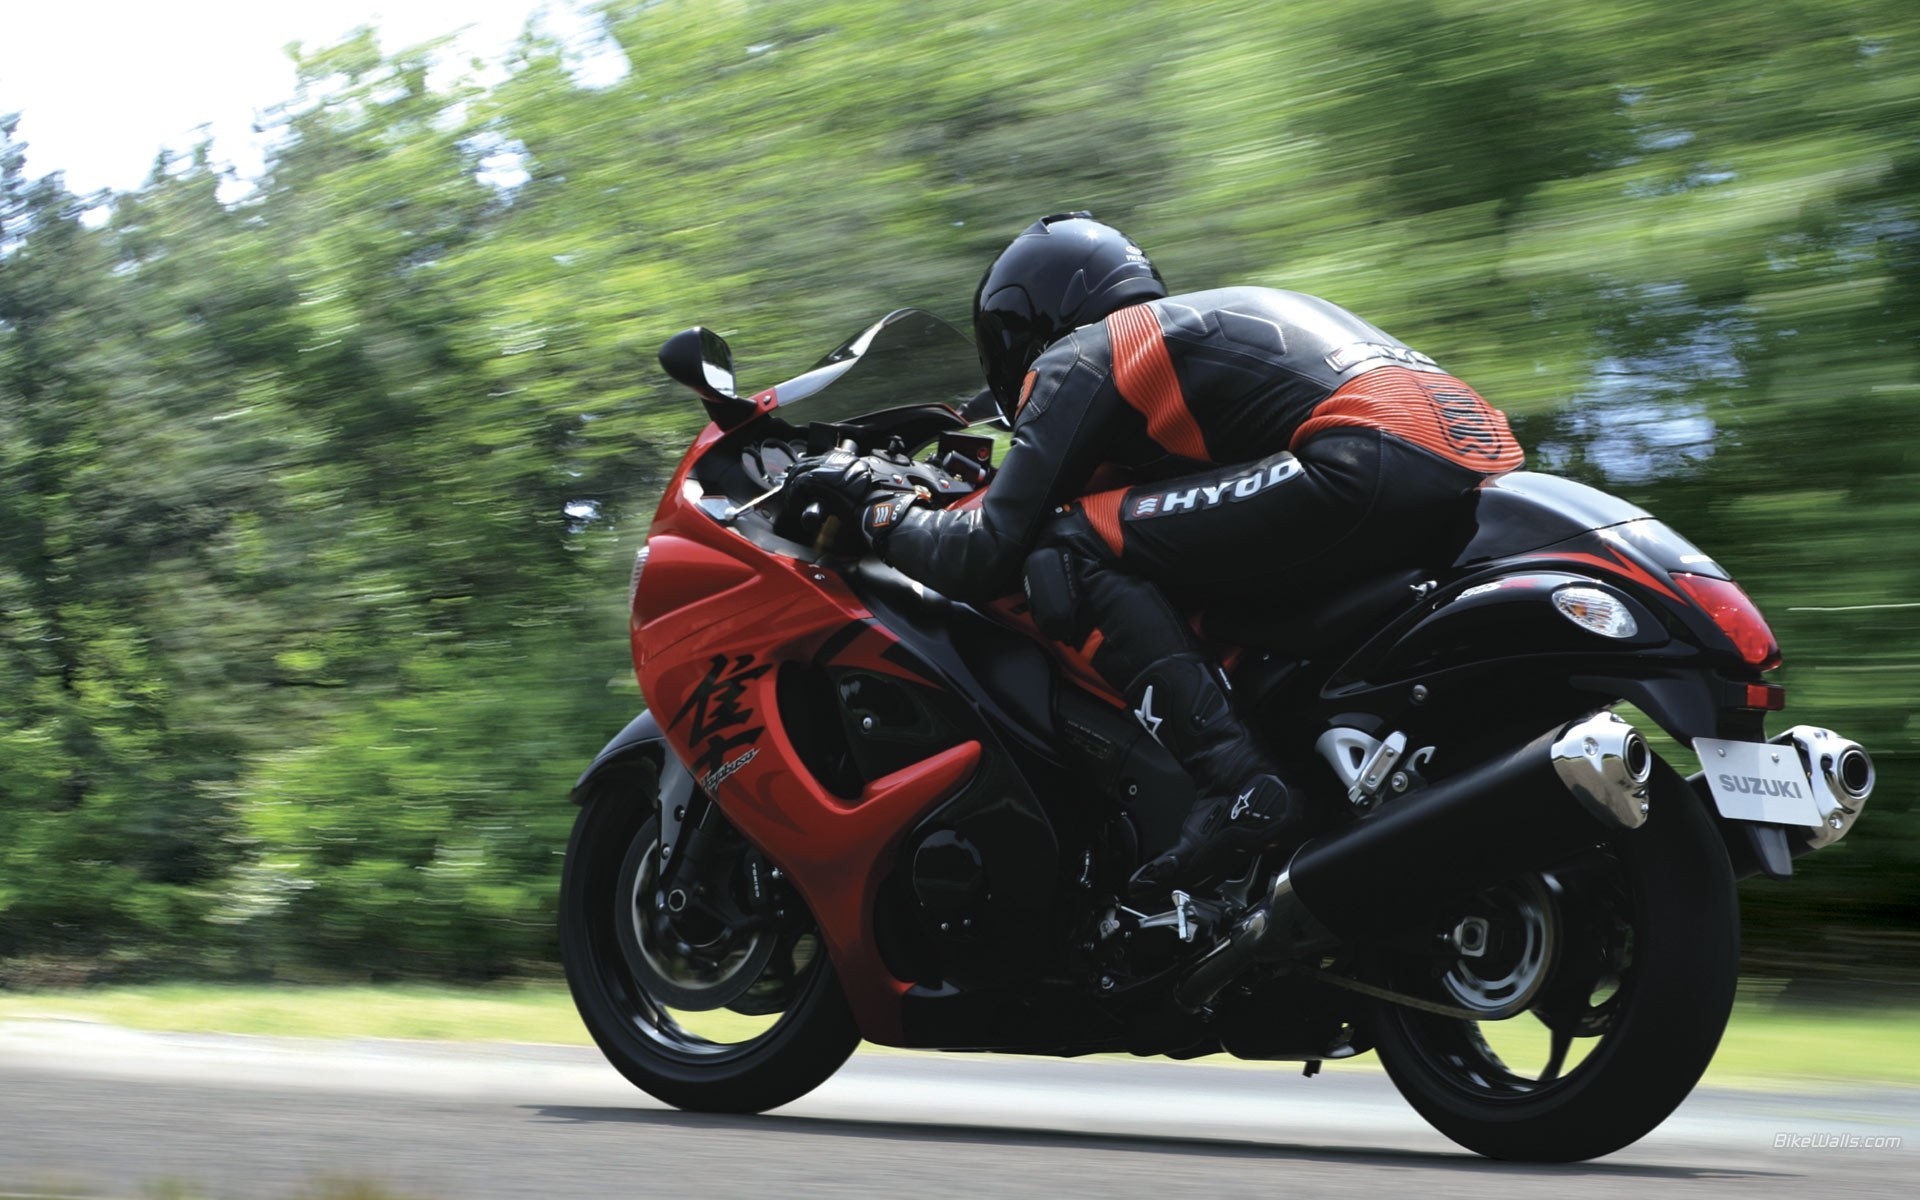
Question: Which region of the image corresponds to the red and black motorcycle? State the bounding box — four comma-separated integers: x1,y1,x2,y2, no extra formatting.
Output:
560,309,1876,1161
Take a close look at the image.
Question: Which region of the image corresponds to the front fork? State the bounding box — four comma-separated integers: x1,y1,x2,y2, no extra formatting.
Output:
655,753,788,934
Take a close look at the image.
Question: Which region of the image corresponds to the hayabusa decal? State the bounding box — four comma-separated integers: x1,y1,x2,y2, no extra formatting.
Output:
1127,458,1304,520
669,653,772,781
705,747,760,792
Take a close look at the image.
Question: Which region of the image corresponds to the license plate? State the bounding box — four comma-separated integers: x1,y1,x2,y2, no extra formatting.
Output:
1693,738,1822,826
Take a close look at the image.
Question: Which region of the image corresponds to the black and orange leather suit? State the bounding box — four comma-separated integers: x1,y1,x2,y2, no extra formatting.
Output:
880,286,1525,696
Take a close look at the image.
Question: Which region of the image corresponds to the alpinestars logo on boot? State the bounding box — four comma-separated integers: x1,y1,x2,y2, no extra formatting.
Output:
1128,458,1303,520
1134,684,1164,742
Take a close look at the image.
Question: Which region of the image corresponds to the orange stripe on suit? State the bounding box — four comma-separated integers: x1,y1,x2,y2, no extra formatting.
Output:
1080,488,1127,557
1106,305,1210,462
1292,366,1524,473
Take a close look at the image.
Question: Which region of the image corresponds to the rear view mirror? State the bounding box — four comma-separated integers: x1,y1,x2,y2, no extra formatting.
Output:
659,326,736,399
959,387,1007,428
659,327,756,428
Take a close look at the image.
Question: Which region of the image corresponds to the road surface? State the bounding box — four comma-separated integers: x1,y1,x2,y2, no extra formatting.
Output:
1,1019,1913,1199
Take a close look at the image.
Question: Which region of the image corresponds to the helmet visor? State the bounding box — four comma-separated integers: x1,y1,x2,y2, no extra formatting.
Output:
974,284,1036,417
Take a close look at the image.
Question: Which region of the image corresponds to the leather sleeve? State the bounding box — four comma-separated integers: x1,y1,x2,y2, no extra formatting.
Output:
878,329,1121,601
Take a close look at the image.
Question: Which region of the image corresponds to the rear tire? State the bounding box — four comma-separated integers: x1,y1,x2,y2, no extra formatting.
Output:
560,757,860,1114
1370,760,1738,1161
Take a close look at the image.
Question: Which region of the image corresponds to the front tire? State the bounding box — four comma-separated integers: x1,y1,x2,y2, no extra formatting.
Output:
560,757,860,1114
1370,759,1739,1161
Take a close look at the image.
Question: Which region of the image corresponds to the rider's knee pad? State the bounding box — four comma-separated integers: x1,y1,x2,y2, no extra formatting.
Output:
1022,545,1086,645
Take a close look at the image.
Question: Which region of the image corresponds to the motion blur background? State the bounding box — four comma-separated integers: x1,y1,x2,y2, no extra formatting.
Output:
1,0,1914,996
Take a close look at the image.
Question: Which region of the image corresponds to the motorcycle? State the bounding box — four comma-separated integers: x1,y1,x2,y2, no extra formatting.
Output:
559,308,1876,1161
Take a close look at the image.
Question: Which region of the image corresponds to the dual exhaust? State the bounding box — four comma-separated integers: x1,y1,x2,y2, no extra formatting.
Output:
1179,712,1652,1010
1769,725,1874,851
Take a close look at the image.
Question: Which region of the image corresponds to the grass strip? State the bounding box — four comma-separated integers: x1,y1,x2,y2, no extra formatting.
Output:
2,983,1913,1088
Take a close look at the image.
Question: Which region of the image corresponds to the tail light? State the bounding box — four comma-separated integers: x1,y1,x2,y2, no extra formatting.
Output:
1672,573,1781,671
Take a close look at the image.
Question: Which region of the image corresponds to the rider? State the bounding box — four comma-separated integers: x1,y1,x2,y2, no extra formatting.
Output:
793,212,1525,902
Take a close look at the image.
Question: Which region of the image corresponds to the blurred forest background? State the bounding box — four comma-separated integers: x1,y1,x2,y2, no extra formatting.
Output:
1,0,1915,994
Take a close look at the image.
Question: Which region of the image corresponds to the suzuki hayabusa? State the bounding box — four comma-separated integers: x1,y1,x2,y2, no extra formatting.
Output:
560,309,1875,1161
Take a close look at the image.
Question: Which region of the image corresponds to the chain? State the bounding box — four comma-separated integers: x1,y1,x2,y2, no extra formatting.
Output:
1293,891,1556,1022
1298,962,1542,1021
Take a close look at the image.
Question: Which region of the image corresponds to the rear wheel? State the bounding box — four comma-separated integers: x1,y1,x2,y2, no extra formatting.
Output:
1369,760,1738,1161
560,756,859,1113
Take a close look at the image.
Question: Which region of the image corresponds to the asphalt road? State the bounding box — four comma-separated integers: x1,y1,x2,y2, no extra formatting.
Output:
1,1019,1914,1199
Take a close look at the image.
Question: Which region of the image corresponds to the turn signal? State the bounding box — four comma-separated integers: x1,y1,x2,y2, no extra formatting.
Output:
1673,573,1782,671
1551,585,1638,639
628,545,651,611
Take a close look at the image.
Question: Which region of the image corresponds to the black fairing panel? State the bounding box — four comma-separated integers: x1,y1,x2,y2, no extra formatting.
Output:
1310,471,1769,751
1313,564,1762,748
876,741,1062,991
847,560,1058,756
1326,570,1672,693
842,559,1096,996
1610,517,1732,581
1456,472,1652,565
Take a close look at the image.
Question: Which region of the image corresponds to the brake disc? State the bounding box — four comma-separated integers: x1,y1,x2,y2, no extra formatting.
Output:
615,827,778,1012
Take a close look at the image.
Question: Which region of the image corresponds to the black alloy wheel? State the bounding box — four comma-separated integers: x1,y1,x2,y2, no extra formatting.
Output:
1369,759,1739,1161
560,756,860,1114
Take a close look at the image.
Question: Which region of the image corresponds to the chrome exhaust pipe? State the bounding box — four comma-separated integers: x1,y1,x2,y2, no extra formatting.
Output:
1286,711,1650,935
1178,711,1653,1011
1552,711,1653,829
1769,725,1874,850
1836,746,1875,801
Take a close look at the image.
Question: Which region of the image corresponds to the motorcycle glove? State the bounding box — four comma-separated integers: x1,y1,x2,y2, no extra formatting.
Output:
789,450,917,548
861,492,919,547
787,450,879,522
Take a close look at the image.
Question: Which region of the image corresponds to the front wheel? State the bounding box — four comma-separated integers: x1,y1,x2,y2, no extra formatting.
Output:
1369,759,1739,1161
560,755,860,1113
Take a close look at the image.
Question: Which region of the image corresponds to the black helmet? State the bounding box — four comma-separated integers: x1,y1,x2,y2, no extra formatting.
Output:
973,212,1167,418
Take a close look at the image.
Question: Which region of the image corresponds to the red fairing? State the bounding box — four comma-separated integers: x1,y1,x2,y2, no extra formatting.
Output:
1537,545,1681,603
632,431,982,1043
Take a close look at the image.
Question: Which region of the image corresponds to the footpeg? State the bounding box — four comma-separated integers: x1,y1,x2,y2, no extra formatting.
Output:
1125,890,1207,943
1176,871,1337,1010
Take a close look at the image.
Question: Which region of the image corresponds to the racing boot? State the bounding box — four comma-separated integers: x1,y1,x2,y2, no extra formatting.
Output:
1124,654,1313,903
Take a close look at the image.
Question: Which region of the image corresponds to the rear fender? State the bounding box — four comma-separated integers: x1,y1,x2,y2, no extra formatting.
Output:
1565,669,1789,882
1565,669,1764,748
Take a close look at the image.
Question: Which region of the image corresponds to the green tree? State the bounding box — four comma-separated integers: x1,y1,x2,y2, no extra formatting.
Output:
3,0,1917,987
